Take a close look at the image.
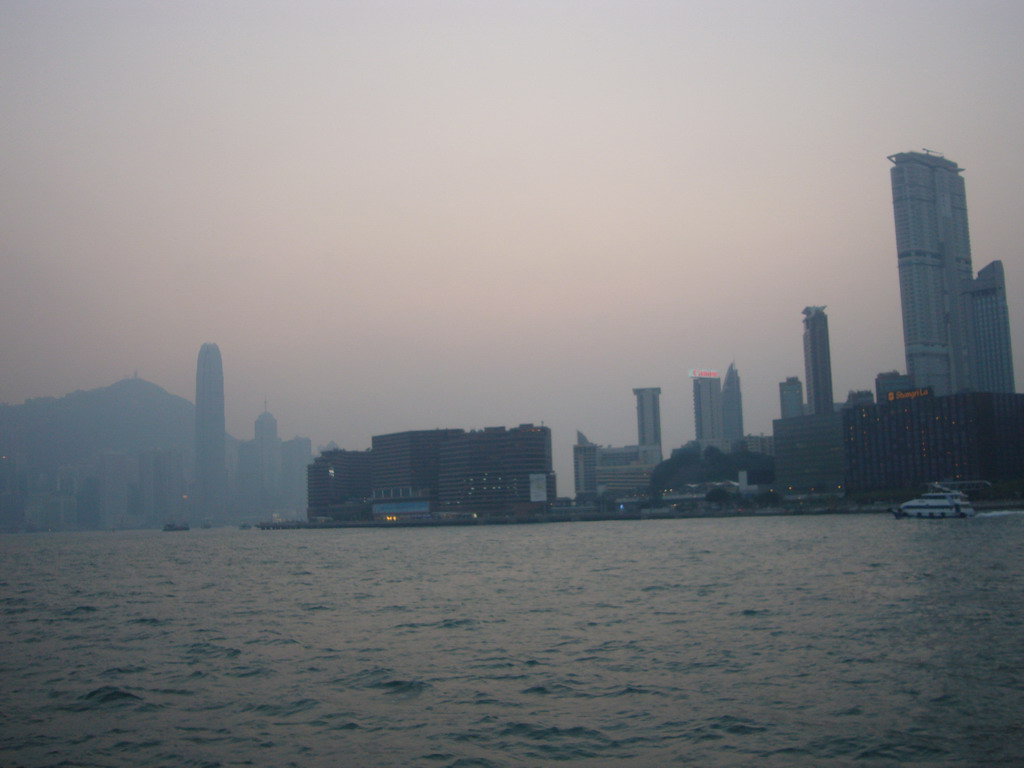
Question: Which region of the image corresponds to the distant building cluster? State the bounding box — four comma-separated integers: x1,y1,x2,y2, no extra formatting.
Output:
570,387,669,498
573,371,763,499
771,150,1019,496
572,149,1020,504
0,344,313,531
689,364,745,452
193,343,311,525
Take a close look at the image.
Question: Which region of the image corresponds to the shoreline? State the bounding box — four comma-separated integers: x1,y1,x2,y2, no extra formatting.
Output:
252,506,955,530
256,500,1024,530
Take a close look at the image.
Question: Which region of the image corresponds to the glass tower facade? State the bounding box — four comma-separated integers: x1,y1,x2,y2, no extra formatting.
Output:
889,150,1014,394
802,307,834,416
194,342,226,522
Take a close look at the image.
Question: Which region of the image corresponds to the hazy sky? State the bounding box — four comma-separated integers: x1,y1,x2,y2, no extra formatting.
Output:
3,0,1024,490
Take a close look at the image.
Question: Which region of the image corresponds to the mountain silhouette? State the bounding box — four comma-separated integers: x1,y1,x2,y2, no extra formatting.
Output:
0,378,195,475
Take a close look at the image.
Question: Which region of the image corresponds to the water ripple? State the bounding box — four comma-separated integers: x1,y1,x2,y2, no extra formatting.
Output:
2,516,1024,766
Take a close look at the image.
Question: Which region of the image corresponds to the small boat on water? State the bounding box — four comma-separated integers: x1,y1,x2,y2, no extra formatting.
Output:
893,487,975,519
162,522,190,531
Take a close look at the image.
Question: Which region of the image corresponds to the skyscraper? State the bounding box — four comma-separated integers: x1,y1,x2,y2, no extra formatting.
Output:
889,150,973,395
966,261,1015,392
690,369,723,447
889,150,1014,394
573,431,598,497
254,408,282,510
779,376,804,419
802,307,834,415
281,436,313,512
721,363,744,445
194,343,226,522
632,387,663,464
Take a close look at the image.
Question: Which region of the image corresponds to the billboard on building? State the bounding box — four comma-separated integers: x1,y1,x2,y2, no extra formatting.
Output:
529,473,548,502
886,387,933,402
689,369,720,379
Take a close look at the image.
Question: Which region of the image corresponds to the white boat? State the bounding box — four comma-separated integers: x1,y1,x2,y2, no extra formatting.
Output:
893,488,975,519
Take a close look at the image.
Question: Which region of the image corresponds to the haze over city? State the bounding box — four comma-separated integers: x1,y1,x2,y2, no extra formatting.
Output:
3,1,1024,486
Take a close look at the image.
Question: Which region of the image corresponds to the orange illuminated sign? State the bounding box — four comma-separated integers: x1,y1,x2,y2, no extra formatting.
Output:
887,387,932,402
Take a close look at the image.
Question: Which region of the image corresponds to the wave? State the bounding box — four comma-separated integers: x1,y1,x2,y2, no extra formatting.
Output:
976,509,1024,518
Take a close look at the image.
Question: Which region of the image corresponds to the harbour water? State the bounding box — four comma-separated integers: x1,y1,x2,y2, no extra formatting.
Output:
3,513,1024,767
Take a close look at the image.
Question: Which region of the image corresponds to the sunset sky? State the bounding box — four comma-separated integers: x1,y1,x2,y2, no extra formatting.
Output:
3,0,1024,489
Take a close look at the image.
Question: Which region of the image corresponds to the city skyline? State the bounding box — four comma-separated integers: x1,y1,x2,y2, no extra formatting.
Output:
3,2,1024,488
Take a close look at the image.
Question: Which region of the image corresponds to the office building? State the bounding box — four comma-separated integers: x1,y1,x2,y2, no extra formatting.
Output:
573,432,599,497
573,432,656,497
633,387,663,464
875,371,914,403
889,150,1015,394
966,261,1015,393
691,369,724,448
194,343,227,522
254,409,281,509
281,436,312,511
773,413,844,494
803,307,834,415
889,150,972,394
370,429,464,502
358,425,555,519
721,364,744,445
307,448,373,520
437,424,554,516
239,409,311,517
779,376,804,419
844,392,1024,493
744,433,774,456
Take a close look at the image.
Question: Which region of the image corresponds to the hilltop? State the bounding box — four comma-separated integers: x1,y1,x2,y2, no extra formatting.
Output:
0,377,195,474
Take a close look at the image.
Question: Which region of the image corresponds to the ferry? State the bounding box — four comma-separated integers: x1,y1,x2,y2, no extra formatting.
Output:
893,488,975,519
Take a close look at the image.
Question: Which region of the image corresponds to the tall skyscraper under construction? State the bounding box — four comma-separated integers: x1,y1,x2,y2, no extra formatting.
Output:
889,150,1015,394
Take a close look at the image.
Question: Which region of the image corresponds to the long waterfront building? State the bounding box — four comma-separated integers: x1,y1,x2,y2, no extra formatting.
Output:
844,391,1024,492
